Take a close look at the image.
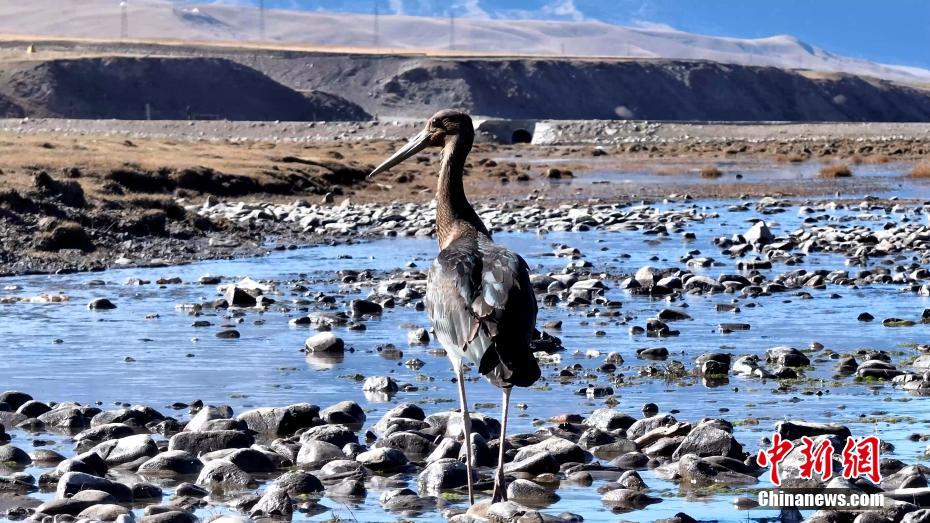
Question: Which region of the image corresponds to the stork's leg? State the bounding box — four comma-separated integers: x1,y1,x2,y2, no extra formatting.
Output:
491,386,511,503
455,362,475,505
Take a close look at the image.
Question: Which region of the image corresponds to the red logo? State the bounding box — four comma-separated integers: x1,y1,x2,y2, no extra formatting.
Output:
757,434,882,486
841,435,881,484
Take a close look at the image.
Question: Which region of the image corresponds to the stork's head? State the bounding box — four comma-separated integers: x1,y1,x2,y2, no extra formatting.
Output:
369,110,473,177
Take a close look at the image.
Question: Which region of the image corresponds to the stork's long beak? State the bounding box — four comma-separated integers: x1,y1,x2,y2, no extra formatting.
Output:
369,129,432,178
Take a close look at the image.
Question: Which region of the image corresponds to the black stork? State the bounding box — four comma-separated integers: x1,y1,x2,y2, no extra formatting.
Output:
370,110,541,504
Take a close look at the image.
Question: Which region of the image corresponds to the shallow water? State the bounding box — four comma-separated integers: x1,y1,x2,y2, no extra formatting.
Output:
3,196,930,522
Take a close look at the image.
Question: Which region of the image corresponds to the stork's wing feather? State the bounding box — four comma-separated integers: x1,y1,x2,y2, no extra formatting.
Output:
426,235,539,386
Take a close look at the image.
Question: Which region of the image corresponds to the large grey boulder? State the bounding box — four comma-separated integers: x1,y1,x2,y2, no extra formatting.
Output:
196,459,253,491
512,437,590,465
92,434,159,467
417,458,475,496
168,430,254,455
671,420,744,460
138,450,203,476
236,404,319,436
56,472,132,502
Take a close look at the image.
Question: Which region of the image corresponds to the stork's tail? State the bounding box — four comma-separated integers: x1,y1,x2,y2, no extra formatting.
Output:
479,344,541,388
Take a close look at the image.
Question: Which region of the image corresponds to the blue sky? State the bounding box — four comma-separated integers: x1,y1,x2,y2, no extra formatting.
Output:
211,0,930,68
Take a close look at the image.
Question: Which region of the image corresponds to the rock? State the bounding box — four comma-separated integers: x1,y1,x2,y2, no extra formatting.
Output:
138,450,203,476
92,434,159,467
776,421,851,441
196,459,253,491
744,221,774,246
35,489,116,516
0,445,31,465
88,298,117,310
168,430,254,454
75,423,135,445
356,447,408,472
417,458,475,496
407,328,430,345
619,470,648,490
507,478,559,506
350,299,383,317
319,401,365,427
0,392,32,411
672,420,744,460
270,470,324,496
380,487,431,512
139,509,198,523
56,450,108,477
627,413,678,440
132,482,163,500
504,452,560,475
362,376,399,393
78,504,132,521
299,424,358,447
16,400,51,417
512,437,590,465
250,487,292,519
426,411,501,440
327,478,366,499
176,482,208,498
635,266,658,288
304,332,344,353
766,346,810,368
601,488,662,510
376,431,436,458
903,509,930,523
225,286,257,307
56,472,133,502
609,451,650,470
91,406,163,428
236,404,319,436
296,440,345,468
220,447,280,473
677,454,758,486
185,405,234,431
585,408,636,431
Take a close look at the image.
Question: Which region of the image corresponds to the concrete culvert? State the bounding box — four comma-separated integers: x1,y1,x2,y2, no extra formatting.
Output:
511,129,532,144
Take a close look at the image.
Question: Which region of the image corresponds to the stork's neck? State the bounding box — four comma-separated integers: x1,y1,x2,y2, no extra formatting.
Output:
436,131,489,247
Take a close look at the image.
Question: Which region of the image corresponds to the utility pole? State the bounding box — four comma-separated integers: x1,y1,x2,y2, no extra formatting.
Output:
119,1,128,39
449,11,455,50
258,0,266,40
373,0,380,47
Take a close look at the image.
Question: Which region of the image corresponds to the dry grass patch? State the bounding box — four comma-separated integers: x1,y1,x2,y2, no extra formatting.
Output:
818,163,853,178
700,165,723,178
909,162,930,178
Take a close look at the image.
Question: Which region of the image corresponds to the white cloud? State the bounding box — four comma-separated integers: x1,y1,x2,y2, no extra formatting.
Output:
388,0,405,15
457,0,489,19
631,20,677,31
541,0,584,21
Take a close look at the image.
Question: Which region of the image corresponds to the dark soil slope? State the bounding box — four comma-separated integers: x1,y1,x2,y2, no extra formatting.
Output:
0,57,370,121
248,54,930,121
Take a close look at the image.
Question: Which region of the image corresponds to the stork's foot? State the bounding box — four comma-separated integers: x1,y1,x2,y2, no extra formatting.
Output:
491,470,508,503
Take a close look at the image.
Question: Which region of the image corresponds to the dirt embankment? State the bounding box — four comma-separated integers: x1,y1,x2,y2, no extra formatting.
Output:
0,56,370,121
2,40,930,122
241,53,930,121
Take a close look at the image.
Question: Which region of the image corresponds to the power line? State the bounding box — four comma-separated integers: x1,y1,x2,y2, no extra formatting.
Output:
119,1,128,39
449,11,455,50
373,0,380,47
258,0,266,40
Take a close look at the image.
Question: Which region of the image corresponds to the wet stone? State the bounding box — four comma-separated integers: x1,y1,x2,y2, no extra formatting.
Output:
507,478,560,506
417,458,475,496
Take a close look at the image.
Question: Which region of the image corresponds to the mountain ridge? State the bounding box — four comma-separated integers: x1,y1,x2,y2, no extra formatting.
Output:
1,0,928,84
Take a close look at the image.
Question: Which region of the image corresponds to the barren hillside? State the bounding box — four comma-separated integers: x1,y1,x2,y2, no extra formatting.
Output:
0,56,369,121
